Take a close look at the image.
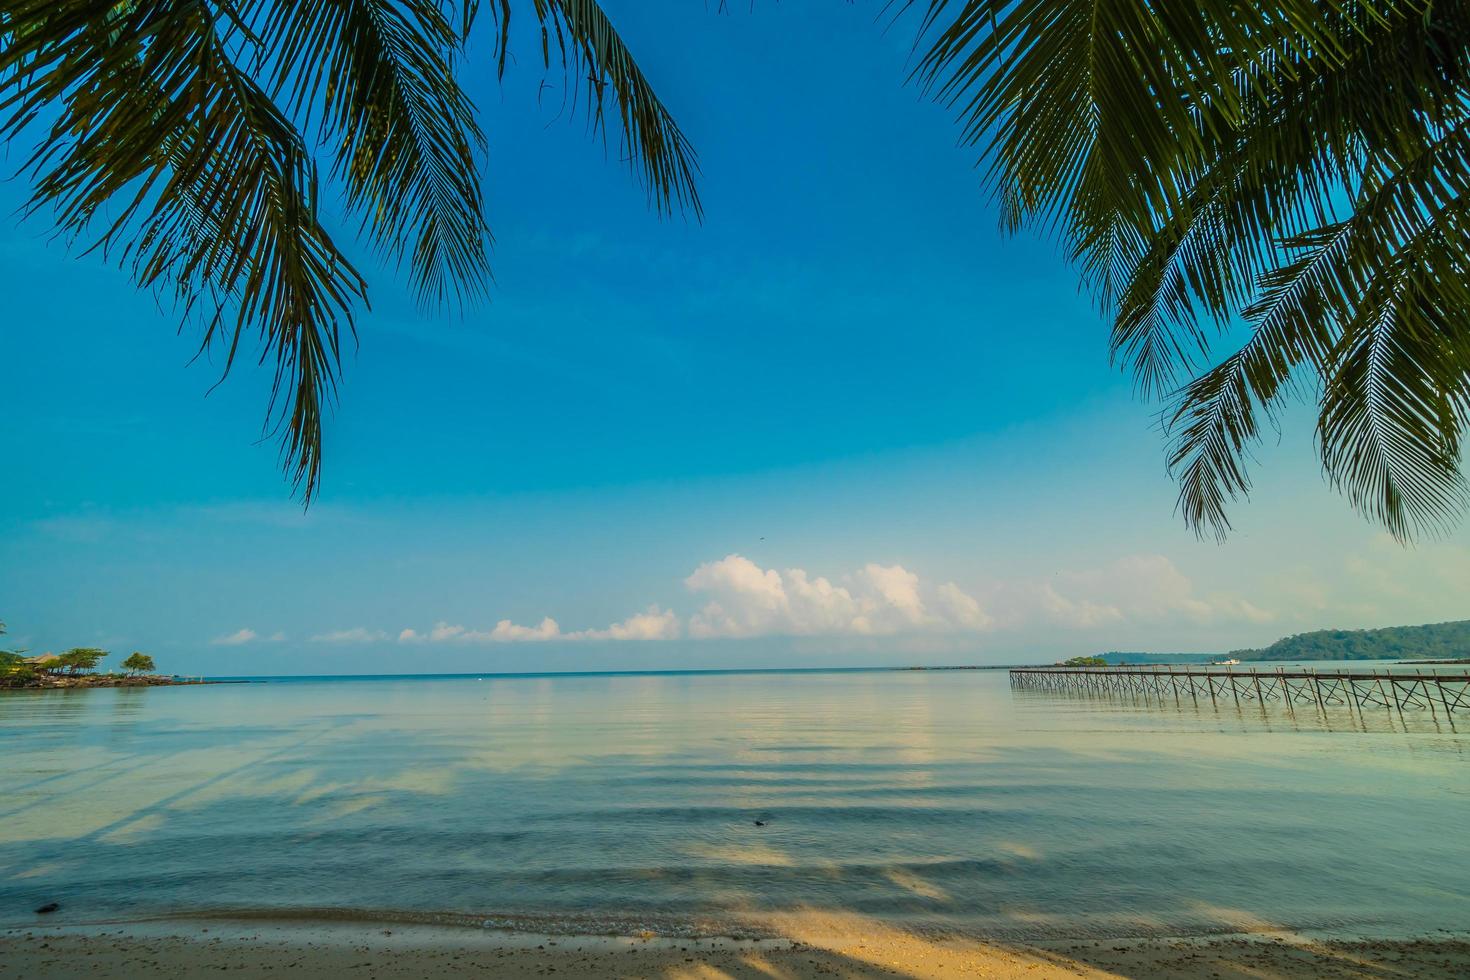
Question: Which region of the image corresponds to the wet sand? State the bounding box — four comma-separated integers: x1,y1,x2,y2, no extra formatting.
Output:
2,918,1467,978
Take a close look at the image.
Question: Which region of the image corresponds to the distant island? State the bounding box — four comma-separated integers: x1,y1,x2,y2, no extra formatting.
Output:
1098,619,1470,665
1227,619,1470,662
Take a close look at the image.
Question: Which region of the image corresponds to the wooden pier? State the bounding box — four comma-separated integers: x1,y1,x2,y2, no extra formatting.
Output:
1009,665,1470,720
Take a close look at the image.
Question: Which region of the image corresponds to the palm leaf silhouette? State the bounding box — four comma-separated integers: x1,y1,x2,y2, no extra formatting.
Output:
0,0,697,500
910,0,1470,540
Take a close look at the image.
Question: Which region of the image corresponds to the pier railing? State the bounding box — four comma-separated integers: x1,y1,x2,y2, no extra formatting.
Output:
1009,665,1470,719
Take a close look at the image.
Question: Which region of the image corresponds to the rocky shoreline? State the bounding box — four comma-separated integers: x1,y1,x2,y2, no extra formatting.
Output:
2,674,217,690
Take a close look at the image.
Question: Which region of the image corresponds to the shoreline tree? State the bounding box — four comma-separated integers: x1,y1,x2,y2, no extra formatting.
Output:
0,621,19,673
54,648,107,676
122,652,157,676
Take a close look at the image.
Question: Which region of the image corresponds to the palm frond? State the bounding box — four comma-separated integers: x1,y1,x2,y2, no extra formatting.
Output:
1319,266,1468,541
1,0,708,502
910,0,1470,538
907,0,1370,394
478,0,701,218
1318,169,1470,539
1109,27,1373,398
249,0,491,308
1165,223,1350,540
1,0,366,500
1169,96,1470,541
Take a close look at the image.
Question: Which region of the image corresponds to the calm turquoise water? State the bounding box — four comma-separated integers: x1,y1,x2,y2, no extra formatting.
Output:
2,668,1467,939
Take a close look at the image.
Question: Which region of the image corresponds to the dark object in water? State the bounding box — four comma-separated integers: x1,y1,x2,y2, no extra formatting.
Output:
34,902,59,914
753,820,766,827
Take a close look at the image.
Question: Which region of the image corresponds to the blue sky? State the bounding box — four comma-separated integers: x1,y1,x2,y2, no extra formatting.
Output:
3,2,1467,674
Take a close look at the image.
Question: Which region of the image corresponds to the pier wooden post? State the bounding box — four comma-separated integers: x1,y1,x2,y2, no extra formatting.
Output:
1373,672,1393,716
1007,665,1469,723
1417,671,1439,722
1276,668,1294,717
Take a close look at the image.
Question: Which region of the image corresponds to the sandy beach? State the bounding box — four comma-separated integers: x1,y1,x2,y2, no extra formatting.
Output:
3,918,1467,979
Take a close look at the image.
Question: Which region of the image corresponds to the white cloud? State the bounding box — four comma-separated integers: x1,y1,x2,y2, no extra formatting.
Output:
398,609,678,644
1214,597,1275,625
858,564,923,625
1013,555,1274,630
314,553,1273,649
1034,583,1124,629
429,622,466,642
576,607,681,641
936,581,994,630
685,554,991,639
482,618,562,642
211,628,258,646
310,627,388,644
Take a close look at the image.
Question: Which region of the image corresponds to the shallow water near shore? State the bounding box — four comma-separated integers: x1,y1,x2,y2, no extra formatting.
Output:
2,666,1467,940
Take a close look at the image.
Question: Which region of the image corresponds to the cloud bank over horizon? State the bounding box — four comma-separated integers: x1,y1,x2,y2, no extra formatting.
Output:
216,551,1273,648
395,606,681,645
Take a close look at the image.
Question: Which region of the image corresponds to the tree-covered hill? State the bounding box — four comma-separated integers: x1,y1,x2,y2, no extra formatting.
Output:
1232,620,1470,662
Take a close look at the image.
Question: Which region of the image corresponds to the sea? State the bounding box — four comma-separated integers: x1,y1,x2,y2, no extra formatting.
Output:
2,664,1467,940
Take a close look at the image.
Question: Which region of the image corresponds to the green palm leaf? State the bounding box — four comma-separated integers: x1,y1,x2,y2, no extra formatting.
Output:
477,0,701,217
2,0,367,499
249,0,490,308
911,0,1470,540
0,0,698,500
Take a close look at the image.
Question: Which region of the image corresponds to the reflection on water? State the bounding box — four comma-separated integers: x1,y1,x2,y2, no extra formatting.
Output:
1,669,1467,939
